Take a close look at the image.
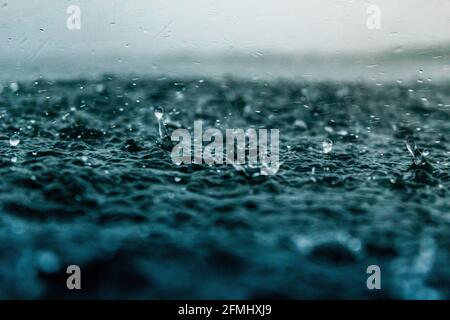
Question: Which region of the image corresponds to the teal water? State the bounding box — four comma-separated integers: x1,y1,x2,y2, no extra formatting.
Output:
0,76,449,299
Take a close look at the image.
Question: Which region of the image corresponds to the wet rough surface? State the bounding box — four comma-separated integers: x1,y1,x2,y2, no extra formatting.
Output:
0,76,449,299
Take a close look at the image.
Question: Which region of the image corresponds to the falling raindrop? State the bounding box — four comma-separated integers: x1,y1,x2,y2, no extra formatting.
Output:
154,106,164,120
310,167,316,182
322,139,333,154
406,137,416,155
9,134,20,147
324,126,334,133
154,106,169,139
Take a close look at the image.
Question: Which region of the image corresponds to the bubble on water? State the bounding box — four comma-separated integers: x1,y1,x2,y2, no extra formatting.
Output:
322,139,333,154
9,134,20,147
10,156,17,163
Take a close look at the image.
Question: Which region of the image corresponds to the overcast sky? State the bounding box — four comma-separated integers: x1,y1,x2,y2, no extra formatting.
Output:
1,0,450,61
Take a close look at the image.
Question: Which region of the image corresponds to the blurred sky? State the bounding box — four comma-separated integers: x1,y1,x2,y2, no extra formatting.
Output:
1,0,450,60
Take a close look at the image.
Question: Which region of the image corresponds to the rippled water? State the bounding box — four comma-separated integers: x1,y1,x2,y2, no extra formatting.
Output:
0,76,449,299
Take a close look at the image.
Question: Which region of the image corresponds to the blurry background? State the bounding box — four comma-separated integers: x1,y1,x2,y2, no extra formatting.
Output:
1,0,450,81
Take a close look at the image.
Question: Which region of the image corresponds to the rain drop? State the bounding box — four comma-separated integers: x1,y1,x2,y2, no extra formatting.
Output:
322,139,333,154
154,106,164,120
9,82,19,92
9,134,20,147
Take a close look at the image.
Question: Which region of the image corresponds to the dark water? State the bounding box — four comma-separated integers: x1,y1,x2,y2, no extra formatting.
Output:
0,76,449,299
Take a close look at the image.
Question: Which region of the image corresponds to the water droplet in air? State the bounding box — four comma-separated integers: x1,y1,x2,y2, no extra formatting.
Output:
11,156,17,163
310,167,316,182
9,134,20,147
174,177,181,182
154,106,164,120
322,139,333,154
154,106,169,139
